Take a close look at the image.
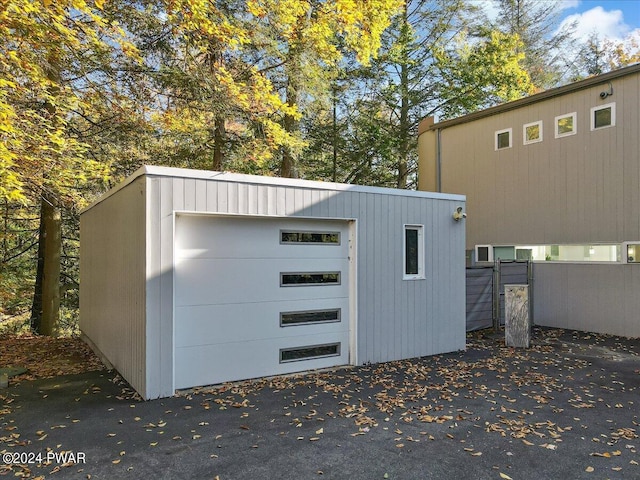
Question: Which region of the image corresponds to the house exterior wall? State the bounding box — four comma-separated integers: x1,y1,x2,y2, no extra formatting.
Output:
419,67,640,248
417,65,640,339
79,176,147,395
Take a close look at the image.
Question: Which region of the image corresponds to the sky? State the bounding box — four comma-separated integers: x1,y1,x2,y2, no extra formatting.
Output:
559,0,640,42
480,0,640,44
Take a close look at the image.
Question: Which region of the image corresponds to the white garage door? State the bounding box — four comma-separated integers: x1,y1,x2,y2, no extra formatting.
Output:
173,215,352,389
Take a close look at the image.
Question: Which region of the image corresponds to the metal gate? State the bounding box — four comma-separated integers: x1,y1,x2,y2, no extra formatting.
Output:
465,260,532,331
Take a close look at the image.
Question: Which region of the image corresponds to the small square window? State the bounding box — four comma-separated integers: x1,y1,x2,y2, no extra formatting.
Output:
523,121,542,145
495,128,512,150
591,102,615,130
625,243,640,264
404,225,424,279
475,245,493,263
555,112,576,138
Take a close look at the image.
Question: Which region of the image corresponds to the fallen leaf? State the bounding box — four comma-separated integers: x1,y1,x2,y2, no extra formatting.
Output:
585,466,594,472
499,473,513,480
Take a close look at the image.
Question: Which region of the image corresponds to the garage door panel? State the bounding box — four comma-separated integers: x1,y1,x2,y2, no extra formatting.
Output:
175,298,350,347
176,216,349,260
174,215,351,390
175,258,349,307
174,331,350,389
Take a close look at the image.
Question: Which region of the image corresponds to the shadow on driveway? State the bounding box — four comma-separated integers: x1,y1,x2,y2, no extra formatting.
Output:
1,327,638,479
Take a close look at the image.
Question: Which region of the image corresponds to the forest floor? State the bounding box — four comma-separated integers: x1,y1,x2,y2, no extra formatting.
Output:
0,334,104,382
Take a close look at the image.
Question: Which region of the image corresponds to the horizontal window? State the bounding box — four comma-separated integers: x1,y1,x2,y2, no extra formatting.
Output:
280,309,341,326
281,231,340,244
280,343,340,363
280,272,341,286
479,244,621,262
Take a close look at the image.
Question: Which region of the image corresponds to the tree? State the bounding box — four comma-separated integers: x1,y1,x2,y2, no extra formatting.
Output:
1,0,137,334
493,0,576,89
300,0,533,189
570,32,640,80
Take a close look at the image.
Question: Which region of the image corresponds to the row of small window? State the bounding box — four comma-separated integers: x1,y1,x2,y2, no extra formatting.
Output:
475,242,640,263
495,102,616,150
279,228,342,365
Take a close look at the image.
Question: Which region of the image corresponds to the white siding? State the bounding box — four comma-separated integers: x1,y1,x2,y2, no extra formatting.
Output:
83,166,466,399
80,177,147,395
533,263,640,337
144,171,466,397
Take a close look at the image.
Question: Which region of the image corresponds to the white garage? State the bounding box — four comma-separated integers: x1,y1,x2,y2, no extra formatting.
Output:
174,215,353,388
80,166,466,399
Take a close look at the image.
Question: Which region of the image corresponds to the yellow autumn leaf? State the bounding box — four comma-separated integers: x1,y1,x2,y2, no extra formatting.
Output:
499,474,513,480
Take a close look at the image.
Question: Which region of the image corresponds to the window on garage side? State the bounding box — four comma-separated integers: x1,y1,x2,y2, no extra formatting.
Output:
280,343,340,363
555,112,576,138
591,103,615,130
495,128,512,150
404,225,424,280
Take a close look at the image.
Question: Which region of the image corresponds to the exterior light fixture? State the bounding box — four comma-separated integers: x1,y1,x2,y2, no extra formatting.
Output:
453,206,466,221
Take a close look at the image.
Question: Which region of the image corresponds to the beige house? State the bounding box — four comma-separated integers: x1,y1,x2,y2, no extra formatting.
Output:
418,64,640,338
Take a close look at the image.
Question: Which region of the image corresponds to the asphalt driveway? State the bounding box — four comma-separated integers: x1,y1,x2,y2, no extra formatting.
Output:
1,327,638,479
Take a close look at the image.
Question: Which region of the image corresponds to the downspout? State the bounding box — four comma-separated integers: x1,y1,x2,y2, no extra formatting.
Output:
436,128,442,193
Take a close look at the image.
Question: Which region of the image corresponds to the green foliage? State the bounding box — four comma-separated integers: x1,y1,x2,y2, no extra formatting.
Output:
493,0,576,89
434,29,534,119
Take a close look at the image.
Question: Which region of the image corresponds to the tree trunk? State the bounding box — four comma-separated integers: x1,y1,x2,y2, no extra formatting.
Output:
213,115,225,171
30,202,46,331
31,198,62,335
397,2,410,189
281,101,298,178
31,50,63,336
281,48,300,179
